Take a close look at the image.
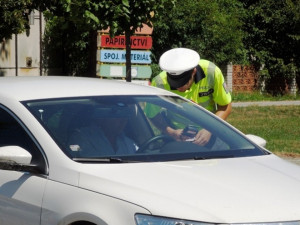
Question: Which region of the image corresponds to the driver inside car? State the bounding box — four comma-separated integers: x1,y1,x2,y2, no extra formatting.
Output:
68,105,138,158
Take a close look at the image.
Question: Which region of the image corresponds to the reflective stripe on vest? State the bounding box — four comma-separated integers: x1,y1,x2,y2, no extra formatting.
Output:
199,62,216,111
207,62,216,87
154,75,165,89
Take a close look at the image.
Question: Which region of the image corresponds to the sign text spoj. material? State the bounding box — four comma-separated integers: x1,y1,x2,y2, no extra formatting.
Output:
99,50,151,64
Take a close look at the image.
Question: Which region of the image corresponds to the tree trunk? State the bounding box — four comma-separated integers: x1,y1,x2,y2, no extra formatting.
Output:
87,30,97,77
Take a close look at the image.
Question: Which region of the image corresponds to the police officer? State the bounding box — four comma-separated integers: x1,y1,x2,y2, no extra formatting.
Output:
151,48,232,145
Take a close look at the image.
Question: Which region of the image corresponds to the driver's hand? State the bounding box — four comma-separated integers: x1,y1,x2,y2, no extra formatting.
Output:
166,127,183,141
193,129,212,146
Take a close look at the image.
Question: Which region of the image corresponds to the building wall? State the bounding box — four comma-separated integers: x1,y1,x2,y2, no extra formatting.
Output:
0,11,45,76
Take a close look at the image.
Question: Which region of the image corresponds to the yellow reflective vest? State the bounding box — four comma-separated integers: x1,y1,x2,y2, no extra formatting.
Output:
151,59,231,113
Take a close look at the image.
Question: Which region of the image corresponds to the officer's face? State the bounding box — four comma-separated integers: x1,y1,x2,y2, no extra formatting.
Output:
176,68,196,92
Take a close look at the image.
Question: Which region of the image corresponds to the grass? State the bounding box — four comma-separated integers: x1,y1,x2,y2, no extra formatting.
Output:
232,91,300,102
227,105,300,157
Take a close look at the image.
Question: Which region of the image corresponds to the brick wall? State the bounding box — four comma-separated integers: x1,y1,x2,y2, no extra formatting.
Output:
232,65,259,92
223,64,297,94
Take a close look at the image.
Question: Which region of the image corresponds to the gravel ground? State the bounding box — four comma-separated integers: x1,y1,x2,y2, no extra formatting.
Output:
232,100,300,107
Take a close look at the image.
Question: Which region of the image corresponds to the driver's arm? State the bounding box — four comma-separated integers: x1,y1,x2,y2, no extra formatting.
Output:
150,113,183,141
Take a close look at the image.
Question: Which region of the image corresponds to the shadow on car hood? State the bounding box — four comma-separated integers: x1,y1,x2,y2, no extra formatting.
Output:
78,154,300,223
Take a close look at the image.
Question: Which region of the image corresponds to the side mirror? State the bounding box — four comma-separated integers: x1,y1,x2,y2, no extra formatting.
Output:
246,134,267,148
0,146,32,165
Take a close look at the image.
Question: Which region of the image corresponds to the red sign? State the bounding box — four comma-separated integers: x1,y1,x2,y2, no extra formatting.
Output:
100,35,152,49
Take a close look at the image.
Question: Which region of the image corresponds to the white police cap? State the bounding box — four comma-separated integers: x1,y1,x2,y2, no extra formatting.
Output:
159,48,200,75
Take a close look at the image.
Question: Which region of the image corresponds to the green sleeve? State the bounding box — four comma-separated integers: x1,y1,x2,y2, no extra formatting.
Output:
144,73,168,118
144,103,161,119
213,67,232,106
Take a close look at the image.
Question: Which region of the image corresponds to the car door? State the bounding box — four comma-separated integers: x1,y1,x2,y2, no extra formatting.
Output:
0,106,47,225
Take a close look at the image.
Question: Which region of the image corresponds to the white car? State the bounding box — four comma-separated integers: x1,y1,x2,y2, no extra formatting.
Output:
0,76,299,225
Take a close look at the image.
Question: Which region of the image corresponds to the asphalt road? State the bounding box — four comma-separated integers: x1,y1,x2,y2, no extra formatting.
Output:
284,157,300,166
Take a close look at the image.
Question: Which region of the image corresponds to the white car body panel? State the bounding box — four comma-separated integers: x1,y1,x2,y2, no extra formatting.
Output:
0,77,299,225
77,154,300,223
0,170,47,224
40,179,149,225
0,76,171,101
0,146,32,164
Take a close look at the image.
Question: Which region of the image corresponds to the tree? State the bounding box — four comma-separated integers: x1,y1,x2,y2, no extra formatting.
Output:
0,0,31,40
242,0,300,95
0,0,52,39
43,0,175,79
1,0,175,78
151,0,246,66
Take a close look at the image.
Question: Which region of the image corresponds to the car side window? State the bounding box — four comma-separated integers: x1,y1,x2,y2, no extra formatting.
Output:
0,107,46,173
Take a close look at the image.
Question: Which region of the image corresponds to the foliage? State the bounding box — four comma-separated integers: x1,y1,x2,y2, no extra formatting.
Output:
150,63,161,79
42,12,91,75
44,0,174,36
42,0,175,76
242,0,300,94
151,0,246,65
1,0,299,88
1,0,175,76
0,0,51,39
0,0,31,40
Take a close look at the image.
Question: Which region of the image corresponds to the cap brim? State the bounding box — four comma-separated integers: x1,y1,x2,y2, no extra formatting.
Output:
167,70,193,89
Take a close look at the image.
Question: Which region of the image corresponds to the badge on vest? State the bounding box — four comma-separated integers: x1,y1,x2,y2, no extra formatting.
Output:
198,88,214,97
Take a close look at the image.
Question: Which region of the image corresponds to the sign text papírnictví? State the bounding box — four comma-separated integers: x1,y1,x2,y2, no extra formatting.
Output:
99,50,151,64
100,35,152,49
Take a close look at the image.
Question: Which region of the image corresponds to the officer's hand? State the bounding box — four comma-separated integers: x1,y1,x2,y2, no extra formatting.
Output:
193,129,212,146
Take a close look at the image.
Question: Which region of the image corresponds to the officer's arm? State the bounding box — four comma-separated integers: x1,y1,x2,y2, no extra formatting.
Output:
215,102,232,121
213,66,232,121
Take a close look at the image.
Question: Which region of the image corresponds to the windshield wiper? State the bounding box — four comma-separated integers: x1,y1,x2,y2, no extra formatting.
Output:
194,155,236,160
193,156,206,160
73,157,135,163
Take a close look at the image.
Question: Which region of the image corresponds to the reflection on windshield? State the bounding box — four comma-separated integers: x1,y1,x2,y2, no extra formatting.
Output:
24,95,266,162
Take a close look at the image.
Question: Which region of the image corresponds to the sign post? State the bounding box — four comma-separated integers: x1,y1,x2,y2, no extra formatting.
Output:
97,24,153,83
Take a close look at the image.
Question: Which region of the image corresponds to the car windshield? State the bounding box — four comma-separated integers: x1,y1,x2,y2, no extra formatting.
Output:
24,95,267,162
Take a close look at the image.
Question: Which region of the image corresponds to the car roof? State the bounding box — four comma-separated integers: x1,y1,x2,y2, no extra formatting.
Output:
0,76,174,101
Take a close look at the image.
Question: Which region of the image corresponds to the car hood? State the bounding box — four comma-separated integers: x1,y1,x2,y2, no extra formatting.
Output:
78,154,300,223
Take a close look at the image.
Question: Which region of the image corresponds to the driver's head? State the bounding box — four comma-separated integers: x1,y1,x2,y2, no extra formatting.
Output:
93,104,132,136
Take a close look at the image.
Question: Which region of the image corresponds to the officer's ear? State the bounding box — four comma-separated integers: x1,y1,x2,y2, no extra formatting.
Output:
191,68,197,77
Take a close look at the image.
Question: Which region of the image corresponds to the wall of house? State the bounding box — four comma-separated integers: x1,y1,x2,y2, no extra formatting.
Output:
0,11,45,76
